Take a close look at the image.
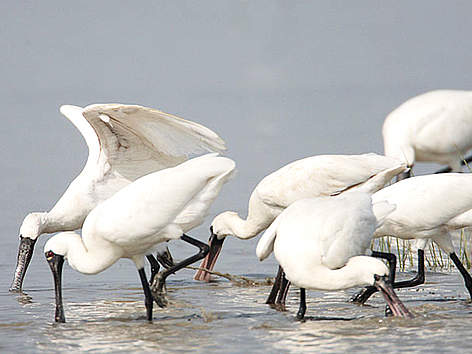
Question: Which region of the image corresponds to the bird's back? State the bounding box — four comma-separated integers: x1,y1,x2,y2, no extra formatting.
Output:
373,173,472,236
272,193,378,286
254,153,401,209
383,90,472,164
83,154,235,251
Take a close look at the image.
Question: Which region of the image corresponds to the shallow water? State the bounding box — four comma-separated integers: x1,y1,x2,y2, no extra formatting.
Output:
3,233,472,353
3,1,472,352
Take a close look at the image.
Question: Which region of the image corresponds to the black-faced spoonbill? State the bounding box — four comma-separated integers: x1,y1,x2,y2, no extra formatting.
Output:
255,192,412,320
383,90,472,180
352,173,472,304
194,153,407,306
11,104,226,293
43,153,235,322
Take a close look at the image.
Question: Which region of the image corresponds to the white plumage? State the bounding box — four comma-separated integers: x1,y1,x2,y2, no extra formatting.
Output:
255,192,411,319
11,103,226,292
194,153,407,281
383,90,472,171
44,154,235,322
351,173,472,304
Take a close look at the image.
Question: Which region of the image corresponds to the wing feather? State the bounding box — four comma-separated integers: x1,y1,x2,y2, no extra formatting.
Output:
79,103,226,181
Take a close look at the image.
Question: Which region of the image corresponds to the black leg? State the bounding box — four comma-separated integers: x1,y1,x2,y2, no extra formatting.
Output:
450,252,472,298
266,266,283,305
371,251,397,283
352,249,426,304
155,246,175,270
275,272,291,310
138,268,153,321
296,288,306,321
350,285,377,304
392,249,425,289
351,251,396,304
146,255,160,284
151,234,209,307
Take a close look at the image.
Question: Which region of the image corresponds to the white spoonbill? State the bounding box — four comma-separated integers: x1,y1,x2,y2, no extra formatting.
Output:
43,153,235,322
255,192,412,320
352,173,472,304
194,153,407,305
11,103,226,292
383,90,472,179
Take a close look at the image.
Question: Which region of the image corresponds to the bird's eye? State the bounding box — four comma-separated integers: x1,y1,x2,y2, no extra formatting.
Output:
374,274,381,281
45,250,55,260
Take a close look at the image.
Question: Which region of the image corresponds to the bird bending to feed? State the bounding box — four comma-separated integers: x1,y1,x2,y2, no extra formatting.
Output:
352,173,472,304
43,153,235,322
383,90,472,180
256,192,412,320
11,103,226,293
194,153,407,307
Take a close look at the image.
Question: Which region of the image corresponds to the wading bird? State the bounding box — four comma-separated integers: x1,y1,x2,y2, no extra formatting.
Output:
194,153,407,307
352,173,472,304
11,103,225,292
44,153,235,322
383,90,472,180
255,192,412,320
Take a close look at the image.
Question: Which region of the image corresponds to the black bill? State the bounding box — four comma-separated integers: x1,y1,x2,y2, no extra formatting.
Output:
45,251,66,323
194,228,225,282
10,236,37,292
374,275,413,318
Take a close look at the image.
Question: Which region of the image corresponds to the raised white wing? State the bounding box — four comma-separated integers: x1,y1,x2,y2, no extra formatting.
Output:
61,103,226,182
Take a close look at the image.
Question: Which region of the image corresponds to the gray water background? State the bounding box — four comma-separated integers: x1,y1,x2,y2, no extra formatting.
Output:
2,1,472,352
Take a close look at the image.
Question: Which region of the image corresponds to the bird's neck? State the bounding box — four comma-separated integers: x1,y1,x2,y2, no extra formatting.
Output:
41,215,70,235
65,235,120,275
222,213,270,240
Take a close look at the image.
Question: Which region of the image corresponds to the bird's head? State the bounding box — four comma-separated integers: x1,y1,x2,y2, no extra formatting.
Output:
20,212,48,240
193,212,237,282
346,256,389,286
210,211,239,240
348,256,413,318
44,231,80,260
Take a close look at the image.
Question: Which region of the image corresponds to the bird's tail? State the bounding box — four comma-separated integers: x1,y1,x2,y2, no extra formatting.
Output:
256,214,282,261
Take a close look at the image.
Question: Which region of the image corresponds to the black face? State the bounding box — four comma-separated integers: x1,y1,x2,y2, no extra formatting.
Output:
374,274,384,282
45,250,56,261
209,225,214,239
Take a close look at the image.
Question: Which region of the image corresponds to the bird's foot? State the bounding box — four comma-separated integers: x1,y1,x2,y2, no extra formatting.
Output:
150,272,168,308
269,303,287,312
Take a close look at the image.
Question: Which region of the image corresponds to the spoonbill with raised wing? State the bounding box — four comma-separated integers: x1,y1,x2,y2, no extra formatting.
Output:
11,103,225,292
44,153,235,322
